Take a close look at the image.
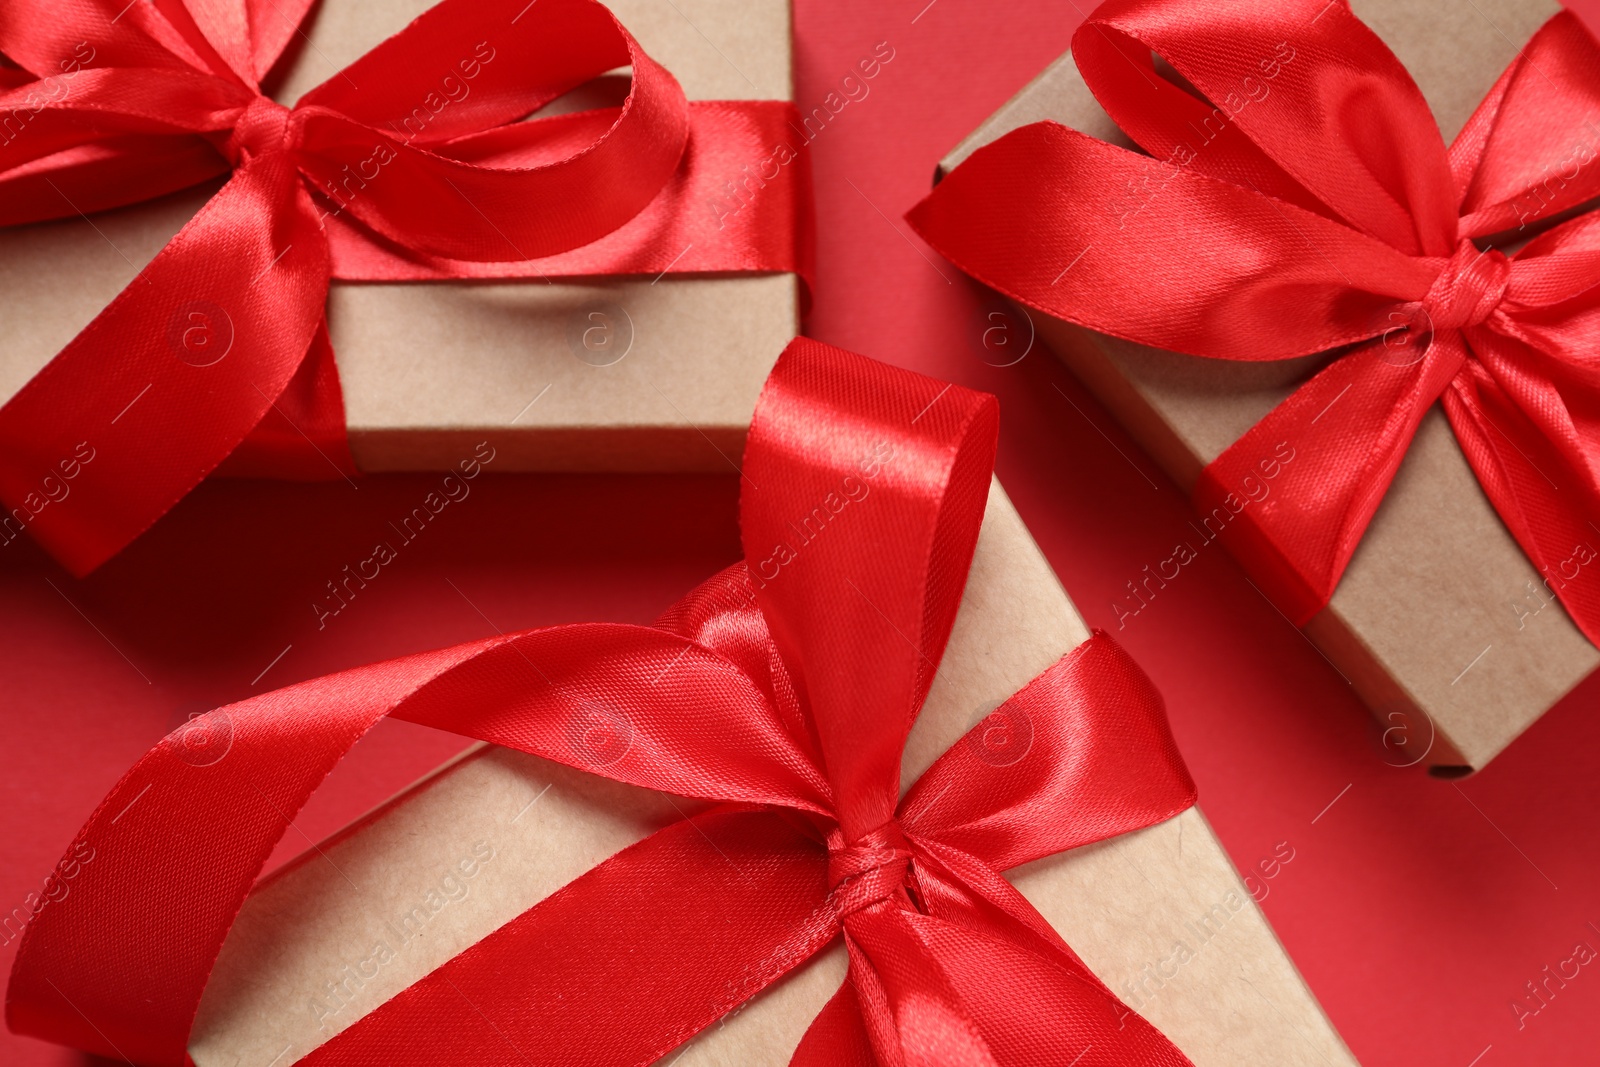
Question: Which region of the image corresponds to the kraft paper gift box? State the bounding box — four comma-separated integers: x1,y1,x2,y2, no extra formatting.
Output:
0,0,802,474
184,480,1355,1067
935,0,1583,774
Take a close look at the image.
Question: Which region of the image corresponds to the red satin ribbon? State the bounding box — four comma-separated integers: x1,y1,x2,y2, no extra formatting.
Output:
909,0,1600,638
8,338,1199,1067
0,0,810,577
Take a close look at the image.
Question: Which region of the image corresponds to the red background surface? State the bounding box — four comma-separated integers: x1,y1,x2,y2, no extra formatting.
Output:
5,2,1600,1064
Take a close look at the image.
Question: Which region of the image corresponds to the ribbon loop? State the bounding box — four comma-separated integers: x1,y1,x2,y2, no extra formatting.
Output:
741,341,1000,839
1454,13,1600,238
9,339,1201,1067
912,0,1600,644
0,0,811,575
1075,0,1458,256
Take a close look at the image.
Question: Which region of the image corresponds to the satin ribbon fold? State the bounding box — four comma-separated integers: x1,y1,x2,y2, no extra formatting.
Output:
909,0,1600,637
8,337,1199,1067
0,0,809,575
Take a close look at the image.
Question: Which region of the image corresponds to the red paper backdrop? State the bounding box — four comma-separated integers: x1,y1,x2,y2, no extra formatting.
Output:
5,3,1600,1065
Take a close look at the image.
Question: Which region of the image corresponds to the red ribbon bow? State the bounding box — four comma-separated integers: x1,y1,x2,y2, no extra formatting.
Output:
909,0,1600,639
0,0,808,577
8,338,1199,1067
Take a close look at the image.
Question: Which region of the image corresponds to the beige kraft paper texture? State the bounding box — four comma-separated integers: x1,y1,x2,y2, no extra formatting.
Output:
188,480,1355,1067
0,0,801,474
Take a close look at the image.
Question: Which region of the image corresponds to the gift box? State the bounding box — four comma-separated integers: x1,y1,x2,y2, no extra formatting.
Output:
0,0,808,574
915,0,1593,773
7,340,1352,1065
176,481,1352,1066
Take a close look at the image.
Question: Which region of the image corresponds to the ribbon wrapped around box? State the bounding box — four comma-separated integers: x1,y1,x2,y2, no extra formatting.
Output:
5,338,1353,1066
0,0,810,577
910,0,1600,772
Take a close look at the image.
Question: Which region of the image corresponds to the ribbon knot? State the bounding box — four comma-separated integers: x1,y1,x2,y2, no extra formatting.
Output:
1422,241,1509,332
0,0,819,580
220,96,295,167
910,1,1600,645
828,821,916,917
6,339,1203,1067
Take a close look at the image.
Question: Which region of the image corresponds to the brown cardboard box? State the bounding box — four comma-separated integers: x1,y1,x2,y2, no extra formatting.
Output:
937,0,1588,773
0,0,801,474
186,480,1355,1067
